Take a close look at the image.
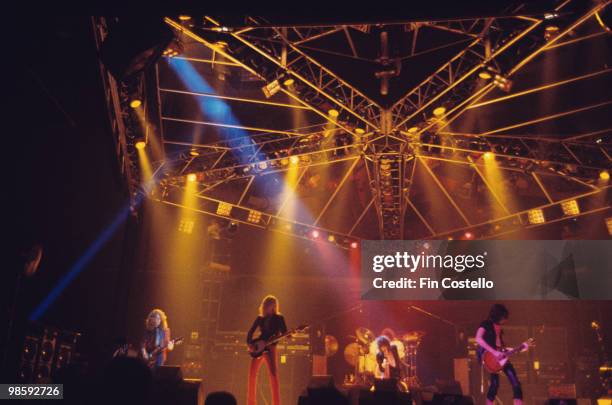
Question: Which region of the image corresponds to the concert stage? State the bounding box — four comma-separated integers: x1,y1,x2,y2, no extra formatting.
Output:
4,3,612,404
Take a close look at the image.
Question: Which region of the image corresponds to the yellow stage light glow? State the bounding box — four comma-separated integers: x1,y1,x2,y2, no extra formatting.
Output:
605,217,612,236
433,107,446,117
327,234,336,243
190,149,200,157
217,202,232,216
247,210,262,224
186,173,197,182
283,78,295,87
528,209,545,224
130,99,142,109
479,70,492,80
178,15,192,21
355,128,365,135
600,170,610,181
561,200,580,216
135,140,146,150
328,109,339,118
483,151,495,161
289,155,299,165
178,218,195,234
280,158,289,166
407,127,419,134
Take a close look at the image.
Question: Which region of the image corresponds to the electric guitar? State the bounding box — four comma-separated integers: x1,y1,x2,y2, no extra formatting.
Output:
248,325,309,358
145,337,183,367
483,338,535,373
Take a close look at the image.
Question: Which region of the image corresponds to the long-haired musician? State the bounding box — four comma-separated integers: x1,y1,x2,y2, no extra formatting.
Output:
141,309,174,368
475,304,523,405
246,295,287,405
374,335,403,380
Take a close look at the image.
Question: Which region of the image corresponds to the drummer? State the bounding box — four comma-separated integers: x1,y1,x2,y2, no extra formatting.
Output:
381,328,405,359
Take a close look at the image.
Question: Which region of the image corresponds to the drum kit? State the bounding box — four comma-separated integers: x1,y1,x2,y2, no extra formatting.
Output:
343,327,426,390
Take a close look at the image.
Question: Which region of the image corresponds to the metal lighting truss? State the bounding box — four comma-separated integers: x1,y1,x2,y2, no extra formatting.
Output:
98,1,611,241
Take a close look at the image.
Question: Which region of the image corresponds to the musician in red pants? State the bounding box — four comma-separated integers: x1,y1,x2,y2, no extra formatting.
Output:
246,295,287,405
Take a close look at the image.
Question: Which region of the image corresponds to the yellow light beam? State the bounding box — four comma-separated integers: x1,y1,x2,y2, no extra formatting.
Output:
418,157,471,226
313,158,360,226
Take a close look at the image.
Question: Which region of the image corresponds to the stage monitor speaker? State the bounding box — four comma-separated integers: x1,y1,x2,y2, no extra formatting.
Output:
422,393,474,405
154,365,183,381
151,375,203,405
307,375,335,391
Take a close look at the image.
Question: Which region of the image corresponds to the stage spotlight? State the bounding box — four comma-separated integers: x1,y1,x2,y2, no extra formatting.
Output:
561,200,580,216
544,12,559,20
433,106,446,117
479,70,492,80
407,127,419,136
328,109,340,118
135,140,146,150
262,80,281,98
599,170,610,181
544,25,560,41
178,218,195,234
186,173,197,182
283,77,295,87
350,241,358,249
289,155,299,165
189,149,200,157
311,230,320,239
327,234,336,243
280,158,289,166
355,128,365,135
483,151,495,161
528,209,546,224
258,161,269,170
216,202,232,216
130,99,142,108
178,15,192,21
247,210,262,224
493,74,513,92
464,231,474,240
606,217,612,236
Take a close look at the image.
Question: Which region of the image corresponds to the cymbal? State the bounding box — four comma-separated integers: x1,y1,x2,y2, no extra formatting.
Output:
343,342,360,366
401,331,426,342
325,335,339,357
355,327,375,345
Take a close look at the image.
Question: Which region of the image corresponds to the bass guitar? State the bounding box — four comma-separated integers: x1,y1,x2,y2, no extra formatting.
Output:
483,338,535,373
145,337,183,367
248,325,308,358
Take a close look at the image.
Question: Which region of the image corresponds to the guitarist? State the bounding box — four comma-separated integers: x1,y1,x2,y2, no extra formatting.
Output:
246,295,287,405
141,309,174,368
475,304,524,405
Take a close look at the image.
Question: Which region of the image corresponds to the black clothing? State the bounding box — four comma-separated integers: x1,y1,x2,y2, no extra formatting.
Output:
487,362,523,400
477,319,505,362
246,314,287,345
478,319,522,401
376,345,402,379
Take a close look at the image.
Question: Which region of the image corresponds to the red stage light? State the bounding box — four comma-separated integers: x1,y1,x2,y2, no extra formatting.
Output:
311,230,320,239
464,231,473,239
350,241,358,249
